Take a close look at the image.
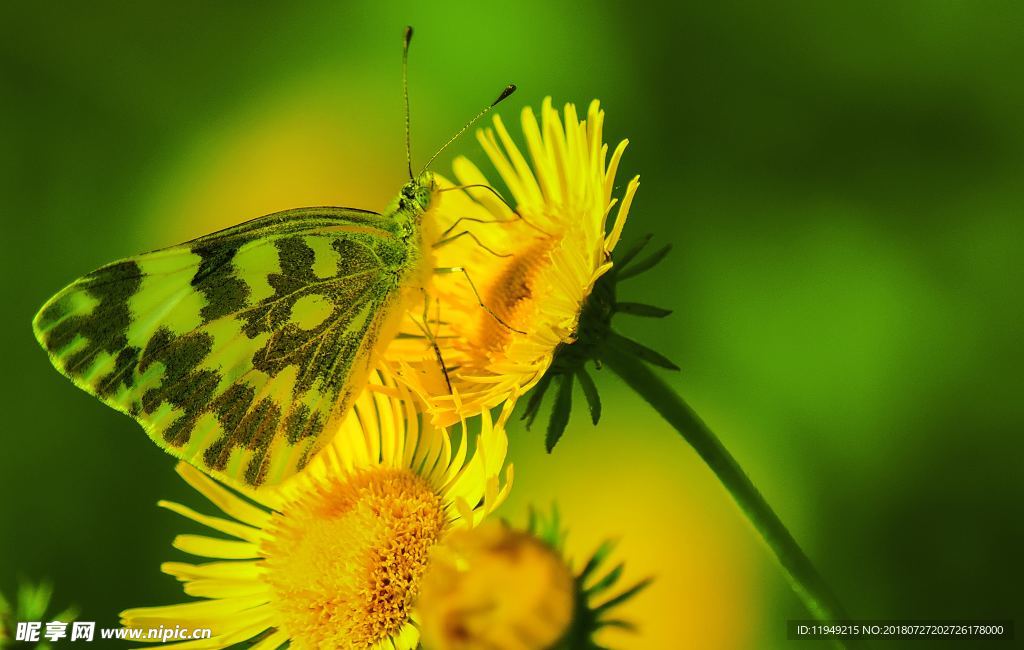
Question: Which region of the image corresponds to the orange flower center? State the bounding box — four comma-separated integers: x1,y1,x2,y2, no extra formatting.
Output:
478,238,554,355
261,468,446,648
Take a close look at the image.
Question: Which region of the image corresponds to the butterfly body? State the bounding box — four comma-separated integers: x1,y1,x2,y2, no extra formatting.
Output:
33,172,437,488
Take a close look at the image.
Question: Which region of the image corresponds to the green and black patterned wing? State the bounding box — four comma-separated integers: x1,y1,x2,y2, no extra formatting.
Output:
33,207,413,488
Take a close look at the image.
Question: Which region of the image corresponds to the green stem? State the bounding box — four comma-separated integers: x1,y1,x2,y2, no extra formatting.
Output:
603,342,852,644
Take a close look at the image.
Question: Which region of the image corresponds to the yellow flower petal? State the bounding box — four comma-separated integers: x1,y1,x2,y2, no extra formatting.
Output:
157,501,264,544
123,371,510,649
182,579,270,600
121,597,269,626
384,99,638,427
173,462,272,528
172,535,261,560
161,561,263,582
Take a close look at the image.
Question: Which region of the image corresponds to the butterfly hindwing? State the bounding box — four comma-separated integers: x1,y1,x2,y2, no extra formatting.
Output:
33,207,412,488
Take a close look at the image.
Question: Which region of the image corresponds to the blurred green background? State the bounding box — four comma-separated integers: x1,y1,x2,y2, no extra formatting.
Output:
2,2,1022,648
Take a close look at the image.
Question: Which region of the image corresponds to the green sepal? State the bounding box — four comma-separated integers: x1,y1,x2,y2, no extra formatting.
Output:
612,234,654,272
576,367,602,425
617,243,671,280
615,302,672,318
594,578,654,614
546,373,575,452
607,332,679,371
522,372,555,429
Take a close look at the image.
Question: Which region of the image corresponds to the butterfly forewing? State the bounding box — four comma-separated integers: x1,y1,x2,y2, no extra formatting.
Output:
33,207,412,488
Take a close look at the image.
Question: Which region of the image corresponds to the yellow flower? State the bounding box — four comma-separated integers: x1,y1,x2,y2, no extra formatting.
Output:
386,98,639,426
121,372,512,650
416,511,650,650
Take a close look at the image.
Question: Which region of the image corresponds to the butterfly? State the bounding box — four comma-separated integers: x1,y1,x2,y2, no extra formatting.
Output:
31,27,515,489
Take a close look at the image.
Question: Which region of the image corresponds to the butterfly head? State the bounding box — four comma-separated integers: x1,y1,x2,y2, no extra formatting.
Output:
400,171,437,215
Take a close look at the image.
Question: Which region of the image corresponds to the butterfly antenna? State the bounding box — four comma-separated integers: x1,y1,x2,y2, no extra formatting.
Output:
403,26,414,180
420,84,517,175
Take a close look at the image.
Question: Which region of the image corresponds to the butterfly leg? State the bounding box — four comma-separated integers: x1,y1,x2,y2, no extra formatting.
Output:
438,215,515,238
413,287,454,394
436,184,551,235
432,230,511,257
433,266,527,335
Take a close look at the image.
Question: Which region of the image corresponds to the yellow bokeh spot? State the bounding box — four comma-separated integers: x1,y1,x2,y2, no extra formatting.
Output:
417,521,575,650
501,403,761,650
146,94,394,246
